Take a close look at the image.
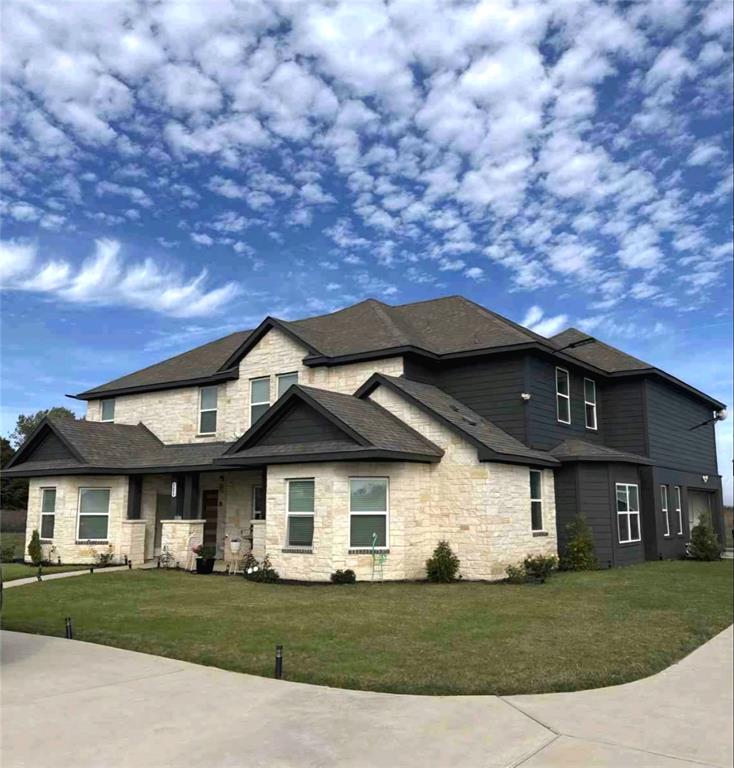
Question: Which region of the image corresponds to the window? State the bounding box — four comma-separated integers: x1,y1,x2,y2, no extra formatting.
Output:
584,378,597,430
277,372,298,398
252,486,265,520
250,377,270,425
529,470,543,531
660,485,670,536
77,488,111,541
616,483,641,544
350,478,389,549
199,386,218,434
556,368,571,424
286,479,314,547
100,398,115,422
674,486,683,535
40,488,56,540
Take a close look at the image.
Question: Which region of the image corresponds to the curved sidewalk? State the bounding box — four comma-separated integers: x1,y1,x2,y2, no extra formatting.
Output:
1,626,731,768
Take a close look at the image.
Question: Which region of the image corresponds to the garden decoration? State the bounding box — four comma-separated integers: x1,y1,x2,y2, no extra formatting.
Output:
370,532,387,582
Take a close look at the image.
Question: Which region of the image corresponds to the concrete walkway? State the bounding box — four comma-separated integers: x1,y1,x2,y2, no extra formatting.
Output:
1,627,731,768
3,564,132,588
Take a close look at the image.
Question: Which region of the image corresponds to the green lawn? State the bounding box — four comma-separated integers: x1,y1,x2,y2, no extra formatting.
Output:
1,560,731,695
1,562,87,582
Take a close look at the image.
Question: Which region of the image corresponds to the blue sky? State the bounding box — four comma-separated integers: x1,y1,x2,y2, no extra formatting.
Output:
1,0,732,500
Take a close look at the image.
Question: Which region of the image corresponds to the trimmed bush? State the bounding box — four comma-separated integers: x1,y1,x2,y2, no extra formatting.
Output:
425,540,460,582
243,554,280,583
505,563,527,584
688,516,721,561
0,542,16,562
524,553,558,582
560,515,598,571
27,529,42,566
331,569,356,584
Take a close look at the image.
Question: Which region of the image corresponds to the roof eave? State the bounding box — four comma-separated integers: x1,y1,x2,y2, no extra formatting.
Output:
214,448,442,466
75,368,239,401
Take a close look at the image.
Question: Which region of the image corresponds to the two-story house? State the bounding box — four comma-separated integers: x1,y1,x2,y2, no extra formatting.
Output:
6,296,727,580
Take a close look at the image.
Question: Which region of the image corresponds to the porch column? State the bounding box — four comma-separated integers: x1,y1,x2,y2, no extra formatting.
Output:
182,472,200,520
126,475,142,520
170,474,185,519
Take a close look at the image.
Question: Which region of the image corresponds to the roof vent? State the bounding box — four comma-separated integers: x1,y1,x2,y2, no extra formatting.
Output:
462,417,478,426
449,404,461,413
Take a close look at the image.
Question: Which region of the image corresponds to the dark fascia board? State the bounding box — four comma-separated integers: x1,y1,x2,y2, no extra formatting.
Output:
215,448,441,466
5,418,86,469
355,373,558,468
223,385,370,456
218,317,320,372
74,369,239,401
607,368,726,410
2,462,225,478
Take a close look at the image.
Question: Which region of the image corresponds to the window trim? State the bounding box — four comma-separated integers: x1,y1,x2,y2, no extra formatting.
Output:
529,469,544,532
660,485,670,537
250,376,271,427
616,483,641,544
100,398,115,423
198,385,218,435
76,487,111,543
555,367,571,425
349,476,390,550
276,371,299,399
285,478,314,549
583,378,598,431
40,487,56,541
674,486,683,535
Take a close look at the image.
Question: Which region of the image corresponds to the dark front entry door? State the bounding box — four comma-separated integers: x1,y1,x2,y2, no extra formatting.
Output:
154,493,169,553
202,490,219,548
688,490,713,535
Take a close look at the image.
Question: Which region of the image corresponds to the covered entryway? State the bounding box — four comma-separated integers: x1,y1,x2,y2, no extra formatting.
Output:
688,490,714,535
202,489,219,548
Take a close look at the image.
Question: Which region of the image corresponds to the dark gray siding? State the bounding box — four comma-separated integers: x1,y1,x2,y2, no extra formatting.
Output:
645,380,718,473
601,380,647,456
30,431,79,462
609,463,646,566
553,464,579,559
257,402,352,446
576,464,615,567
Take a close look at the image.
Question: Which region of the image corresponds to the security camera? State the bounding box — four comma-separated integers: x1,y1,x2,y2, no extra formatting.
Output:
715,408,727,422
521,392,532,401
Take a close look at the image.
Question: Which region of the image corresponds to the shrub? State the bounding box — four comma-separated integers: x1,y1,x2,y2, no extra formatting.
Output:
523,553,558,582
505,563,527,584
0,542,16,563
560,515,598,571
244,554,279,583
96,547,114,567
27,529,42,566
425,540,461,582
192,544,217,560
688,515,721,561
331,569,356,584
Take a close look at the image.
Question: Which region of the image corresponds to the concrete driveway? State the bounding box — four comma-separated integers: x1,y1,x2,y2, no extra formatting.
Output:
1,626,731,768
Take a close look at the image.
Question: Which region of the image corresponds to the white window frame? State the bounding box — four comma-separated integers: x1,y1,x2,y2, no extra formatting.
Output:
285,478,314,549
529,469,543,532
584,378,598,431
100,398,115,422
349,477,390,550
660,485,670,537
616,483,641,544
40,487,56,541
674,486,683,535
250,376,271,427
198,385,218,435
76,487,111,543
556,367,571,424
276,371,299,399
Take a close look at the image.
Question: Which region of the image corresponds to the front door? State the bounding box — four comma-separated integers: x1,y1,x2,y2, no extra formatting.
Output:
202,490,219,549
688,490,713,535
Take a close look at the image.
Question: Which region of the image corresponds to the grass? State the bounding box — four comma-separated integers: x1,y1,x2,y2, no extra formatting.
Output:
1,560,731,695
1,562,88,582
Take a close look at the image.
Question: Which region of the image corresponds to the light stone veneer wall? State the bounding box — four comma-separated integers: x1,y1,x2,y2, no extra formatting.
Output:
265,385,557,582
25,475,128,564
86,327,404,443
160,520,204,569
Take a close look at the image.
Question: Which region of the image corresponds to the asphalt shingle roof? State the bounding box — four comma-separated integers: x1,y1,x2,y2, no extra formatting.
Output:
549,438,651,464
550,328,651,373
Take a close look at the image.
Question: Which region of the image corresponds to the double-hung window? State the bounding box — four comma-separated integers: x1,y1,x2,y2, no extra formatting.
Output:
286,479,314,548
40,488,56,540
350,478,389,549
584,378,597,430
100,398,115,422
77,488,111,541
529,470,543,531
556,368,571,424
660,485,670,536
616,483,641,544
277,372,298,398
199,386,218,434
674,486,683,535
250,377,270,425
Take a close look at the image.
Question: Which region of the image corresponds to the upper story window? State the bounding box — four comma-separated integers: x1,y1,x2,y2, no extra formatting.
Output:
616,483,641,544
674,486,683,535
277,372,298,398
555,368,571,424
40,488,56,540
529,470,543,531
660,485,670,536
350,477,389,549
199,386,218,434
100,399,115,422
250,377,270,426
584,379,597,430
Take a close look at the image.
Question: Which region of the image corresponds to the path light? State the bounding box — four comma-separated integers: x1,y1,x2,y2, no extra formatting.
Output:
37,565,42,582
275,644,283,680
64,617,73,640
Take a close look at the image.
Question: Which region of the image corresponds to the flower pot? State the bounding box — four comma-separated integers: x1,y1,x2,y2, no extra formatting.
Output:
230,540,241,554
196,557,215,575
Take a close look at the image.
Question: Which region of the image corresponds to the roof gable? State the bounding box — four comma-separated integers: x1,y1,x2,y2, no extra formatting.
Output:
7,419,85,469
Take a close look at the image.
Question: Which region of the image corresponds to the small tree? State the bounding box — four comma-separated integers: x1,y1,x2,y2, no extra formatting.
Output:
426,540,460,582
27,529,43,566
560,514,598,571
688,515,721,561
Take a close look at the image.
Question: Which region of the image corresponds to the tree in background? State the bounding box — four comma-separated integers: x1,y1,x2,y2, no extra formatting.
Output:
10,407,76,448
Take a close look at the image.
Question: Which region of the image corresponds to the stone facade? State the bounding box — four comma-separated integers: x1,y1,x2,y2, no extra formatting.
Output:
119,520,147,564
160,520,204,569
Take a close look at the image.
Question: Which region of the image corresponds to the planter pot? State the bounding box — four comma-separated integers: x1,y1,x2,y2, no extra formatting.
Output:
229,541,241,554
196,558,215,575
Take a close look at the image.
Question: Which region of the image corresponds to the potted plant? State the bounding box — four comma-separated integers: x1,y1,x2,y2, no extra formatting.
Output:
229,537,242,555
192,544,216,574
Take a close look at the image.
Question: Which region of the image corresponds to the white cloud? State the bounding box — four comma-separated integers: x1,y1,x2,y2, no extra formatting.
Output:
521,305,569,337
687,142,724,166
